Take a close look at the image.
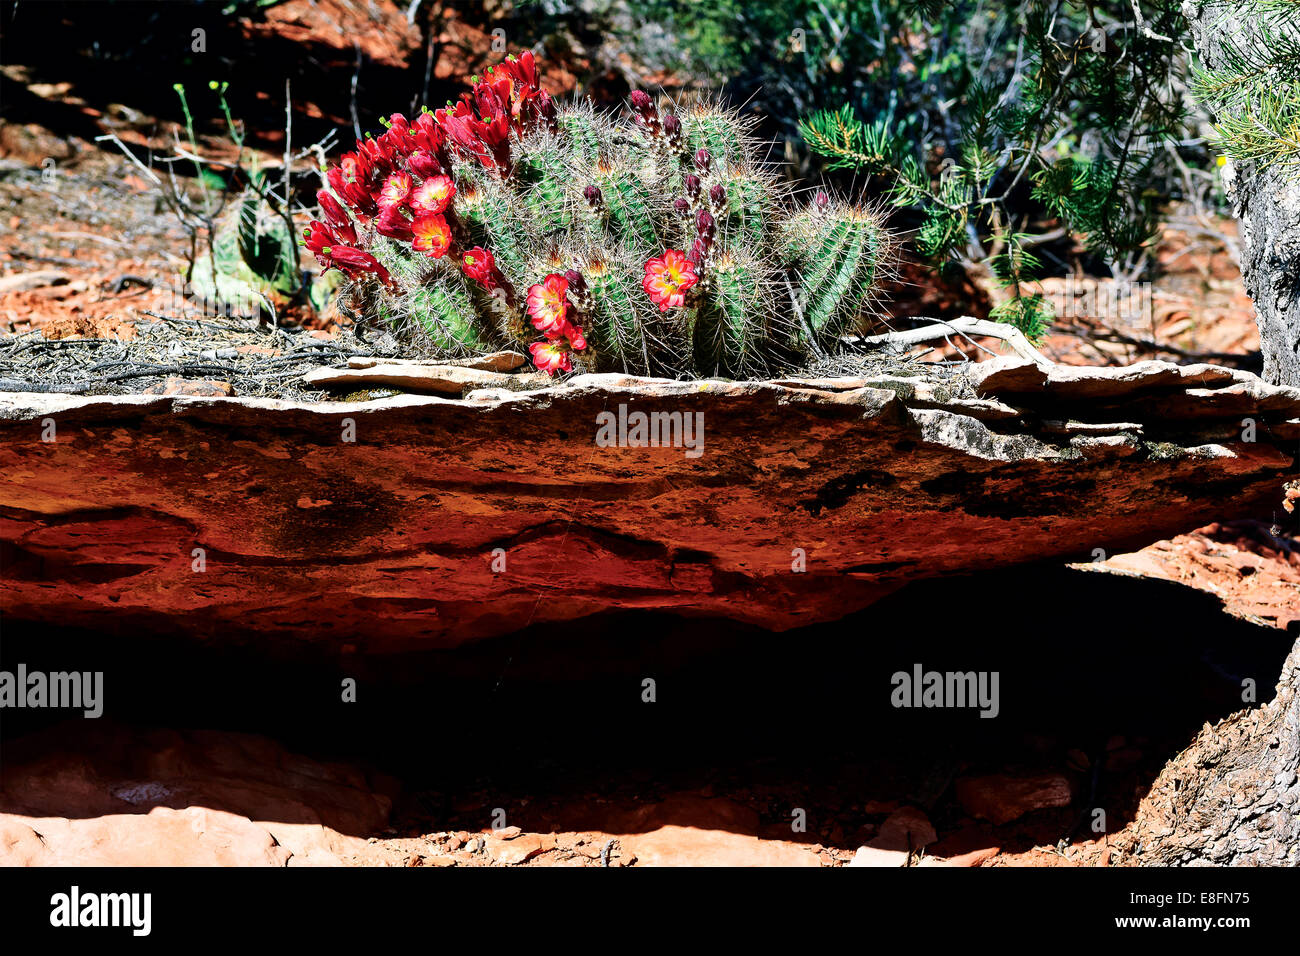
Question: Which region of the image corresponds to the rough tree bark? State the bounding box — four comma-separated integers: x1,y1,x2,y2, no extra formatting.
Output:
1183,0,1300,389
1115,638,1300,865
1116,4,1300,866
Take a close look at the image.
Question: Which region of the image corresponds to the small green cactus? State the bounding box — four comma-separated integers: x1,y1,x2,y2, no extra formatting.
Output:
306,53,893,378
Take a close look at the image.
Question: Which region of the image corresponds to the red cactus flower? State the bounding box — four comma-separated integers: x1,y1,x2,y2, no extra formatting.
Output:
410,174,456,216
462,246,497,287
328,245,391,284
481,70,517,116
302,220,340,267
306,229,391,283
410,113,451,172
374,203,414,241
438,95,512,173
530,339,572,376
338,153,363,183
412,110,443,149
470,86,512,149
535,90,558,133
380,113,418,156
438,101,489,159
642,249,698,311
411,214,452,258
492,52,544,130
497,51,540,99
329,160,377,217
315,190,357,244
316,190,347,225
378,171,413,209
358,135,401,177
407,149,443,179
551,317,587,352
525,273,569,333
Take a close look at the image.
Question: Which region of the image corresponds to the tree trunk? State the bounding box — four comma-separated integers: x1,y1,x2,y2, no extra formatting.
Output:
1114,5,1300,866
1183,1,1300,388
1115,637,1300,865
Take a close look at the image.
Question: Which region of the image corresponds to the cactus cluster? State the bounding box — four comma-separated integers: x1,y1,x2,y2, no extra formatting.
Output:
305,52,892,378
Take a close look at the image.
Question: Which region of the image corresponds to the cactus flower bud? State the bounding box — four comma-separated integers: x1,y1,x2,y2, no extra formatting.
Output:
694,148,711,173
563,269,587,294
628,90,661,137
692,210,716,268
673,198,691,216
709,183,727,209
663,113,683,152
685,174,701,201
583,184,603,208
815,190,830,211
564,268,592,312
537,90,558,134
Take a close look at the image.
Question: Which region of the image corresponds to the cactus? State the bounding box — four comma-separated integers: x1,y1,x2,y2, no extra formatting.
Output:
192,178,300,318
304,53,892,378
781,200,887,345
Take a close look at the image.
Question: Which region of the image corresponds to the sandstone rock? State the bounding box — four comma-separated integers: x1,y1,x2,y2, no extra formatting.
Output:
965,356,1050,394
143,377,234,397
867,806,937,852
0,124,74,165
1,362,1296,650
970,358,1249,400
847,845,909,867
921,846,1001,867
0,269,69,295
40,314,136,341
955,773,1075,825
302,362,548,394
0,722,394,867
620,825,821,867
0,806,293,867
348,351,527,373
1077,520,1300,630
485,833,545,865
606,794,822,867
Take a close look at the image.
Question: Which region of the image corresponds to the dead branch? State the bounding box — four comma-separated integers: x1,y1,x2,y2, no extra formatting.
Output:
849,316,1053,366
